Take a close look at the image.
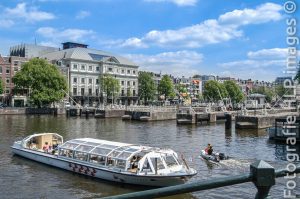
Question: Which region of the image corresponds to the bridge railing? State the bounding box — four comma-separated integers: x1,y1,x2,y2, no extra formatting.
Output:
102,160,300,199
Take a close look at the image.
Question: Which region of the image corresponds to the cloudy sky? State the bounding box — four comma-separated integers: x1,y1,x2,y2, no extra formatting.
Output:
0,0,298,81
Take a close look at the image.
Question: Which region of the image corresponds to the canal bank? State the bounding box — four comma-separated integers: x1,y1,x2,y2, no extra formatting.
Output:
0,115,299,199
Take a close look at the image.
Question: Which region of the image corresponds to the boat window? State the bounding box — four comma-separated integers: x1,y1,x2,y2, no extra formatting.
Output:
157,158,165,170
142,158,153,173
59,149,74,158
106,157,115,166
90,154,106,165
101,144,118,149
74,151,88,161
76,145,94,153
91,147,111,155
70,140,86,144
115,160,126,169
125,148,140,153
60,142,79,150
164,155,178,167
117,152,132,160
85,142,101,147
110,150,122,158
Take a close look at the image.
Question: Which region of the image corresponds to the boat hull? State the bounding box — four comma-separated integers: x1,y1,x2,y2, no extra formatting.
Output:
11,147,194,187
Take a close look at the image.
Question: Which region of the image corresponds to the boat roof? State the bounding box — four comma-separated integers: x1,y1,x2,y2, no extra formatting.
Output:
59,138,155,161
23,133,63,143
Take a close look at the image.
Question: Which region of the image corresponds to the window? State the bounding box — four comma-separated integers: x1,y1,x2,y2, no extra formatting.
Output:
14,67,18,72
133,70,136,74
121,90,124,96
122,69,124,74
81,88,85,95
90,154,105,165
73,88,77,95
74,151,88,161
88,88,92,95
81,65,85,70
14,61,18,66
6,78,10,84
89,65,93,71
121,81,124,86
96,89,99,96
96,79,99,84
5,89,9,94
127,70,130,74
81,78,85,84
89,78,92,84
127,81,130,86
133,81,135,86
73,64,78,69
133,90,136,96
73,78,77,83
6,69,10,74
96,66,100,71
0,67,2,74
108,67,113,72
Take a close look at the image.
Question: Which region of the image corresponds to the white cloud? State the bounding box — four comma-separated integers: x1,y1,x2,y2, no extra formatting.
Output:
76,10,90,19
36,27,95,45
118,3,282,49
124,50,203,76
0,19,15,28
219,3,282,26
217,47,293,81
4,3,55,23
145,0,197,6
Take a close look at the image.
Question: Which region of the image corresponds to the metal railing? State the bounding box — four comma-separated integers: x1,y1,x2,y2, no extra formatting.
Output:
102,160,300,199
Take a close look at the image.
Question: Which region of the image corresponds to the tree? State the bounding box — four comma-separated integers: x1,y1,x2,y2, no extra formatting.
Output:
157,75,174,99
0,79,3,94
138,72,156,104
203,80,228,101
275,84,293,98
13,58,67,107
99,74,120,103
224,80,244,103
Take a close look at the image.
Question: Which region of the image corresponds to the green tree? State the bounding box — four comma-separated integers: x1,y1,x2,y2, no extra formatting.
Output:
138,72,156,104
13,58,67,107
275,84,294,98
0,79,3,94
203,80,228,101
157,75,174,99
99,74,120,102
224,80,245,103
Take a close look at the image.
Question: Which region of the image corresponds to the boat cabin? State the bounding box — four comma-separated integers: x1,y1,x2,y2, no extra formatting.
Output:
22,133,63,152
58,138,182,174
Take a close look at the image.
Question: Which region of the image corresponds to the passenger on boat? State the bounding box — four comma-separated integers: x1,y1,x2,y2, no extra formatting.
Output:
204,144,213,155
131,156,138,169
43,142,49,152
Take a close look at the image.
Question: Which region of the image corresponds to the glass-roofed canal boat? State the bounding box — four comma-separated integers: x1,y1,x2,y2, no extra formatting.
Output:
11,133,197,186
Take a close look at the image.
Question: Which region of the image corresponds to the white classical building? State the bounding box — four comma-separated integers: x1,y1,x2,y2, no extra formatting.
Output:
41,42,139,106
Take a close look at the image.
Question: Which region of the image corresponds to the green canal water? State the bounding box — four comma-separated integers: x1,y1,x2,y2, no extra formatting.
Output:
0,115,299,199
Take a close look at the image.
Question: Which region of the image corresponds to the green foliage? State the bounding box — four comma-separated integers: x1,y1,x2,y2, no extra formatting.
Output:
275,84,293,98
294,67,300,82
251,87,274,102
203,80,228,101
157,75,174,99
138,72,156,103
13,58,67,107
99,74,120,99
224,80,245,103
0,79,3,94
175,84,189,99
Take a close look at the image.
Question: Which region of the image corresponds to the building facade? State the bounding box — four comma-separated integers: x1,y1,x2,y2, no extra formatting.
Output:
41,43,139,106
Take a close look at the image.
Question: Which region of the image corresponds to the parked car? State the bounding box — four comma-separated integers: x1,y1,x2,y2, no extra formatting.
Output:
0,103,8,108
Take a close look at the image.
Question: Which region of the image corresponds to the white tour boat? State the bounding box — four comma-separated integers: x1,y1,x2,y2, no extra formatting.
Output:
11,133,197,186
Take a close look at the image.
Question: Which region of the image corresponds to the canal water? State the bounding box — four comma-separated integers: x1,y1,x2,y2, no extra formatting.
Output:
0,115,299,199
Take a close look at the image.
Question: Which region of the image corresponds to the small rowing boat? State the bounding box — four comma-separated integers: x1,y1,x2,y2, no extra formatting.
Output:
11,133,197,187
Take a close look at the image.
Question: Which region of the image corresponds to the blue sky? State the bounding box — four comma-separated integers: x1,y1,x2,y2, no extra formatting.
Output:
0,0,299,81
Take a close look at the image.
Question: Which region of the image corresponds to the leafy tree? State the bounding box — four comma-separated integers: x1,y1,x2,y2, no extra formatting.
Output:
175,84,188,99
0,79,3,94
13,58,67,107
203,80,228,101
99,74,120,102
224,80,244,103
138,72,156,104
275,84,294,98
158,75,174,99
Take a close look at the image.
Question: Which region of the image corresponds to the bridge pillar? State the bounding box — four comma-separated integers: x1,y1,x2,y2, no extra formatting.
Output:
250,160,275,199
225,113,232,129
209,113,216,123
